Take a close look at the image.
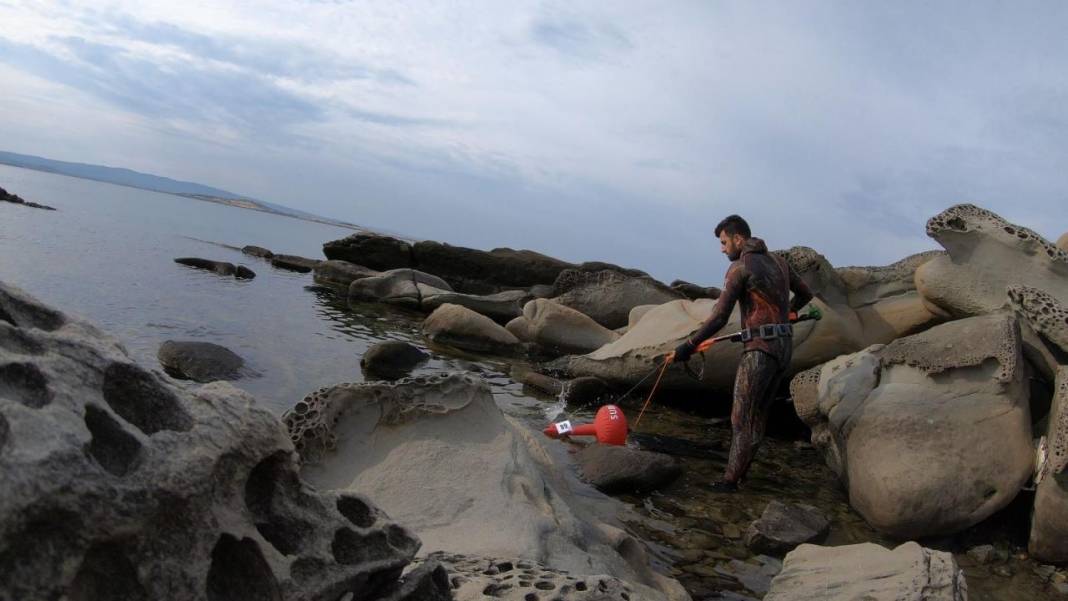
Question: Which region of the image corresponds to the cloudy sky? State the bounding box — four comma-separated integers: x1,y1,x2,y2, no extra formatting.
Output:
1,1,1066,283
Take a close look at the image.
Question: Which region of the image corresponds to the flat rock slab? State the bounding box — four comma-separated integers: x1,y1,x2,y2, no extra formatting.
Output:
271,254,321,273
765,542,966,601
158,340,245,382
745,500,830,556
574,444,682,494
174,257,255,279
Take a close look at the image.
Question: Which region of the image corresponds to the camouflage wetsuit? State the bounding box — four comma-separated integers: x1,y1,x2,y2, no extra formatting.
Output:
686,237,813,484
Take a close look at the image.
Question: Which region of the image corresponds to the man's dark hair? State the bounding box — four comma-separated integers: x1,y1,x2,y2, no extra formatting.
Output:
715,214,751,238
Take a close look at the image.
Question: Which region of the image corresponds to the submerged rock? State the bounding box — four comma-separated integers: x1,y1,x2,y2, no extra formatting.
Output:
314,259,380,290
271,254,321,273
157,340,245,382
360,341,429,380
282,373,689,601
765,542,966,601
241,244,274,259
744,501,830,556
174,257,256,279
574,445,682,494
0,280,436,601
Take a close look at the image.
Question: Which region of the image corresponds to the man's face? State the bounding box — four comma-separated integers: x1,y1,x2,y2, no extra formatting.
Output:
719,231,744,261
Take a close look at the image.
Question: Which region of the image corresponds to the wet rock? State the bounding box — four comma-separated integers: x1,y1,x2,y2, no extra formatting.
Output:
766,542,966,600
744,501,830,556
0,185,56,210
561,376,612,405
422,289,531,323
361,341,429,380
323,233,414,270
271,254,320,273
157,340,245,382
174,257,256,279
506,299,619,355
241,244,274,259
669,280,721,300
551,269,683,329
916,204,1068,318
714,556,782,597
0,280,423,601
574,445,682,494
283,374,689,601
423,304,520,355
966,544,996,565
792,313,1033,539
1030,366,1068,563
509,365,564,396
313,260,380,290
349,269,453,310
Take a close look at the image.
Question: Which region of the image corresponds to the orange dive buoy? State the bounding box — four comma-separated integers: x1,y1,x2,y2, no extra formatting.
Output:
543,404,628,446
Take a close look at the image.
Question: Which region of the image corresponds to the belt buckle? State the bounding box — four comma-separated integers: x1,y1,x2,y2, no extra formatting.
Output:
777,324,792,337
759,324,776,339
739,328,753,342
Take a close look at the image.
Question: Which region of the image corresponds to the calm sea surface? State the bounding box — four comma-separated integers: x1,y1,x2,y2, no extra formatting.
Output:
0,164,528,415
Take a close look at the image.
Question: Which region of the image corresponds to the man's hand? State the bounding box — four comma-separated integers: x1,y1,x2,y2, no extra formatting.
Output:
673,340,696,363
788,311,798,322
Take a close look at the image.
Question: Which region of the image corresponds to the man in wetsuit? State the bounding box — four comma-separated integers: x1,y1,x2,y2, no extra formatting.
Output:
671,215,813,492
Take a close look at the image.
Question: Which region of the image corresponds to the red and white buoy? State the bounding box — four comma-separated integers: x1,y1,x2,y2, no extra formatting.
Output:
543,404,627,446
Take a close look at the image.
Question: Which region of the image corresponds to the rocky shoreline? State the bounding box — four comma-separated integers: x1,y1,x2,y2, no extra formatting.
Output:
0,184,56,210
3,202,1068,600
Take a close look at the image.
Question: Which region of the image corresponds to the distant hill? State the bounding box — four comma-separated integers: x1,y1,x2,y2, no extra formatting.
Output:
0,150,359,229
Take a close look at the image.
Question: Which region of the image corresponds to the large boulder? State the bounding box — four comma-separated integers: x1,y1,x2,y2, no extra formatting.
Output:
349,269,453,310
271,254,320,273
0,281,442,601
765,542,966,601
422,304,521,355
792,313,1033,538
421,289,532,324
360,341,429,380
1057,231,1068,252
313,260,380,290
174,257,255,279
283,373,689,601
551,269,684,329
836,251,944,309
157,340,245,382
323,233,414,270
574,445,682,494
916,204,1068,318
411,241,575,293
506,299,620,355
1030,366,1068,562
1009,285,1068,355
744,501,830,556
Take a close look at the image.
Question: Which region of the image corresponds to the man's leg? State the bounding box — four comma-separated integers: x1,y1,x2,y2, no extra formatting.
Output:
723,350,782,484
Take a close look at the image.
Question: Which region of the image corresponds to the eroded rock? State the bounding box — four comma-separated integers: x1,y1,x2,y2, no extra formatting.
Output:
1030,366,1068,563
1009,285,1068,355
506,299,619,355
0,280,432,601
349,269,453,310
423,304,520,355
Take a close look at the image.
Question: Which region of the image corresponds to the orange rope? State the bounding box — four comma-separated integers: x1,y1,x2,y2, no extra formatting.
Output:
633,358,671,429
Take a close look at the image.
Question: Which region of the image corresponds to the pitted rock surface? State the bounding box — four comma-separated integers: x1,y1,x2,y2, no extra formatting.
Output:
424,553,641,601
803,314,1033,538
1009,285,1068,355
917,204,1068,317
1030,366,1068,562
0,281,434,601
282,374,689,601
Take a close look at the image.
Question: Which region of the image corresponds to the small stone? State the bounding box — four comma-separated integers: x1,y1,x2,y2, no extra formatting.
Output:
722,524,742,539
993,565,1014,578
967,544,996,565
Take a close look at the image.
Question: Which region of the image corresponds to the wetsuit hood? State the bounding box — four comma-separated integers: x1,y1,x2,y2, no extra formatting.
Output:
741,237,768,256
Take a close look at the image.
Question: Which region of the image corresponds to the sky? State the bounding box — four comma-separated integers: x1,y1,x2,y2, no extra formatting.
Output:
1,1,1066,284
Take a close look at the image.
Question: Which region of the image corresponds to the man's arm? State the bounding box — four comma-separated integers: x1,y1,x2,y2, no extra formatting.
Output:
688,262,744,346
787,262,814,314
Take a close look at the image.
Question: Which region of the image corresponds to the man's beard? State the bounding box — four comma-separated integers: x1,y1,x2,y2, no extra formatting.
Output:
726,249,742,261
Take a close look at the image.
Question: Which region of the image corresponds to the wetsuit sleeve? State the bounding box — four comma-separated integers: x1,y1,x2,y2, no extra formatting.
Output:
787,262,814,313
688,261,744,346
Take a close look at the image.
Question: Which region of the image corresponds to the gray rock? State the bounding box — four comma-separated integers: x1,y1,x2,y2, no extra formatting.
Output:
766,542,966,601
361,341,429,380
349,269,453,310
241,245,274,259
574,444,682,494
966,544,996,565
412,240,574,293
422,304,520,355
314,260,380,290
271,254,321,273
323,233,415,271
669,279,721,300
1030,366,1068,563
158,340,245,382
552,269,684,329
562,377,612,405
0,280,433,601
174,257,256,279
745,501,830,556
714,556,782,597
421,289,531,323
